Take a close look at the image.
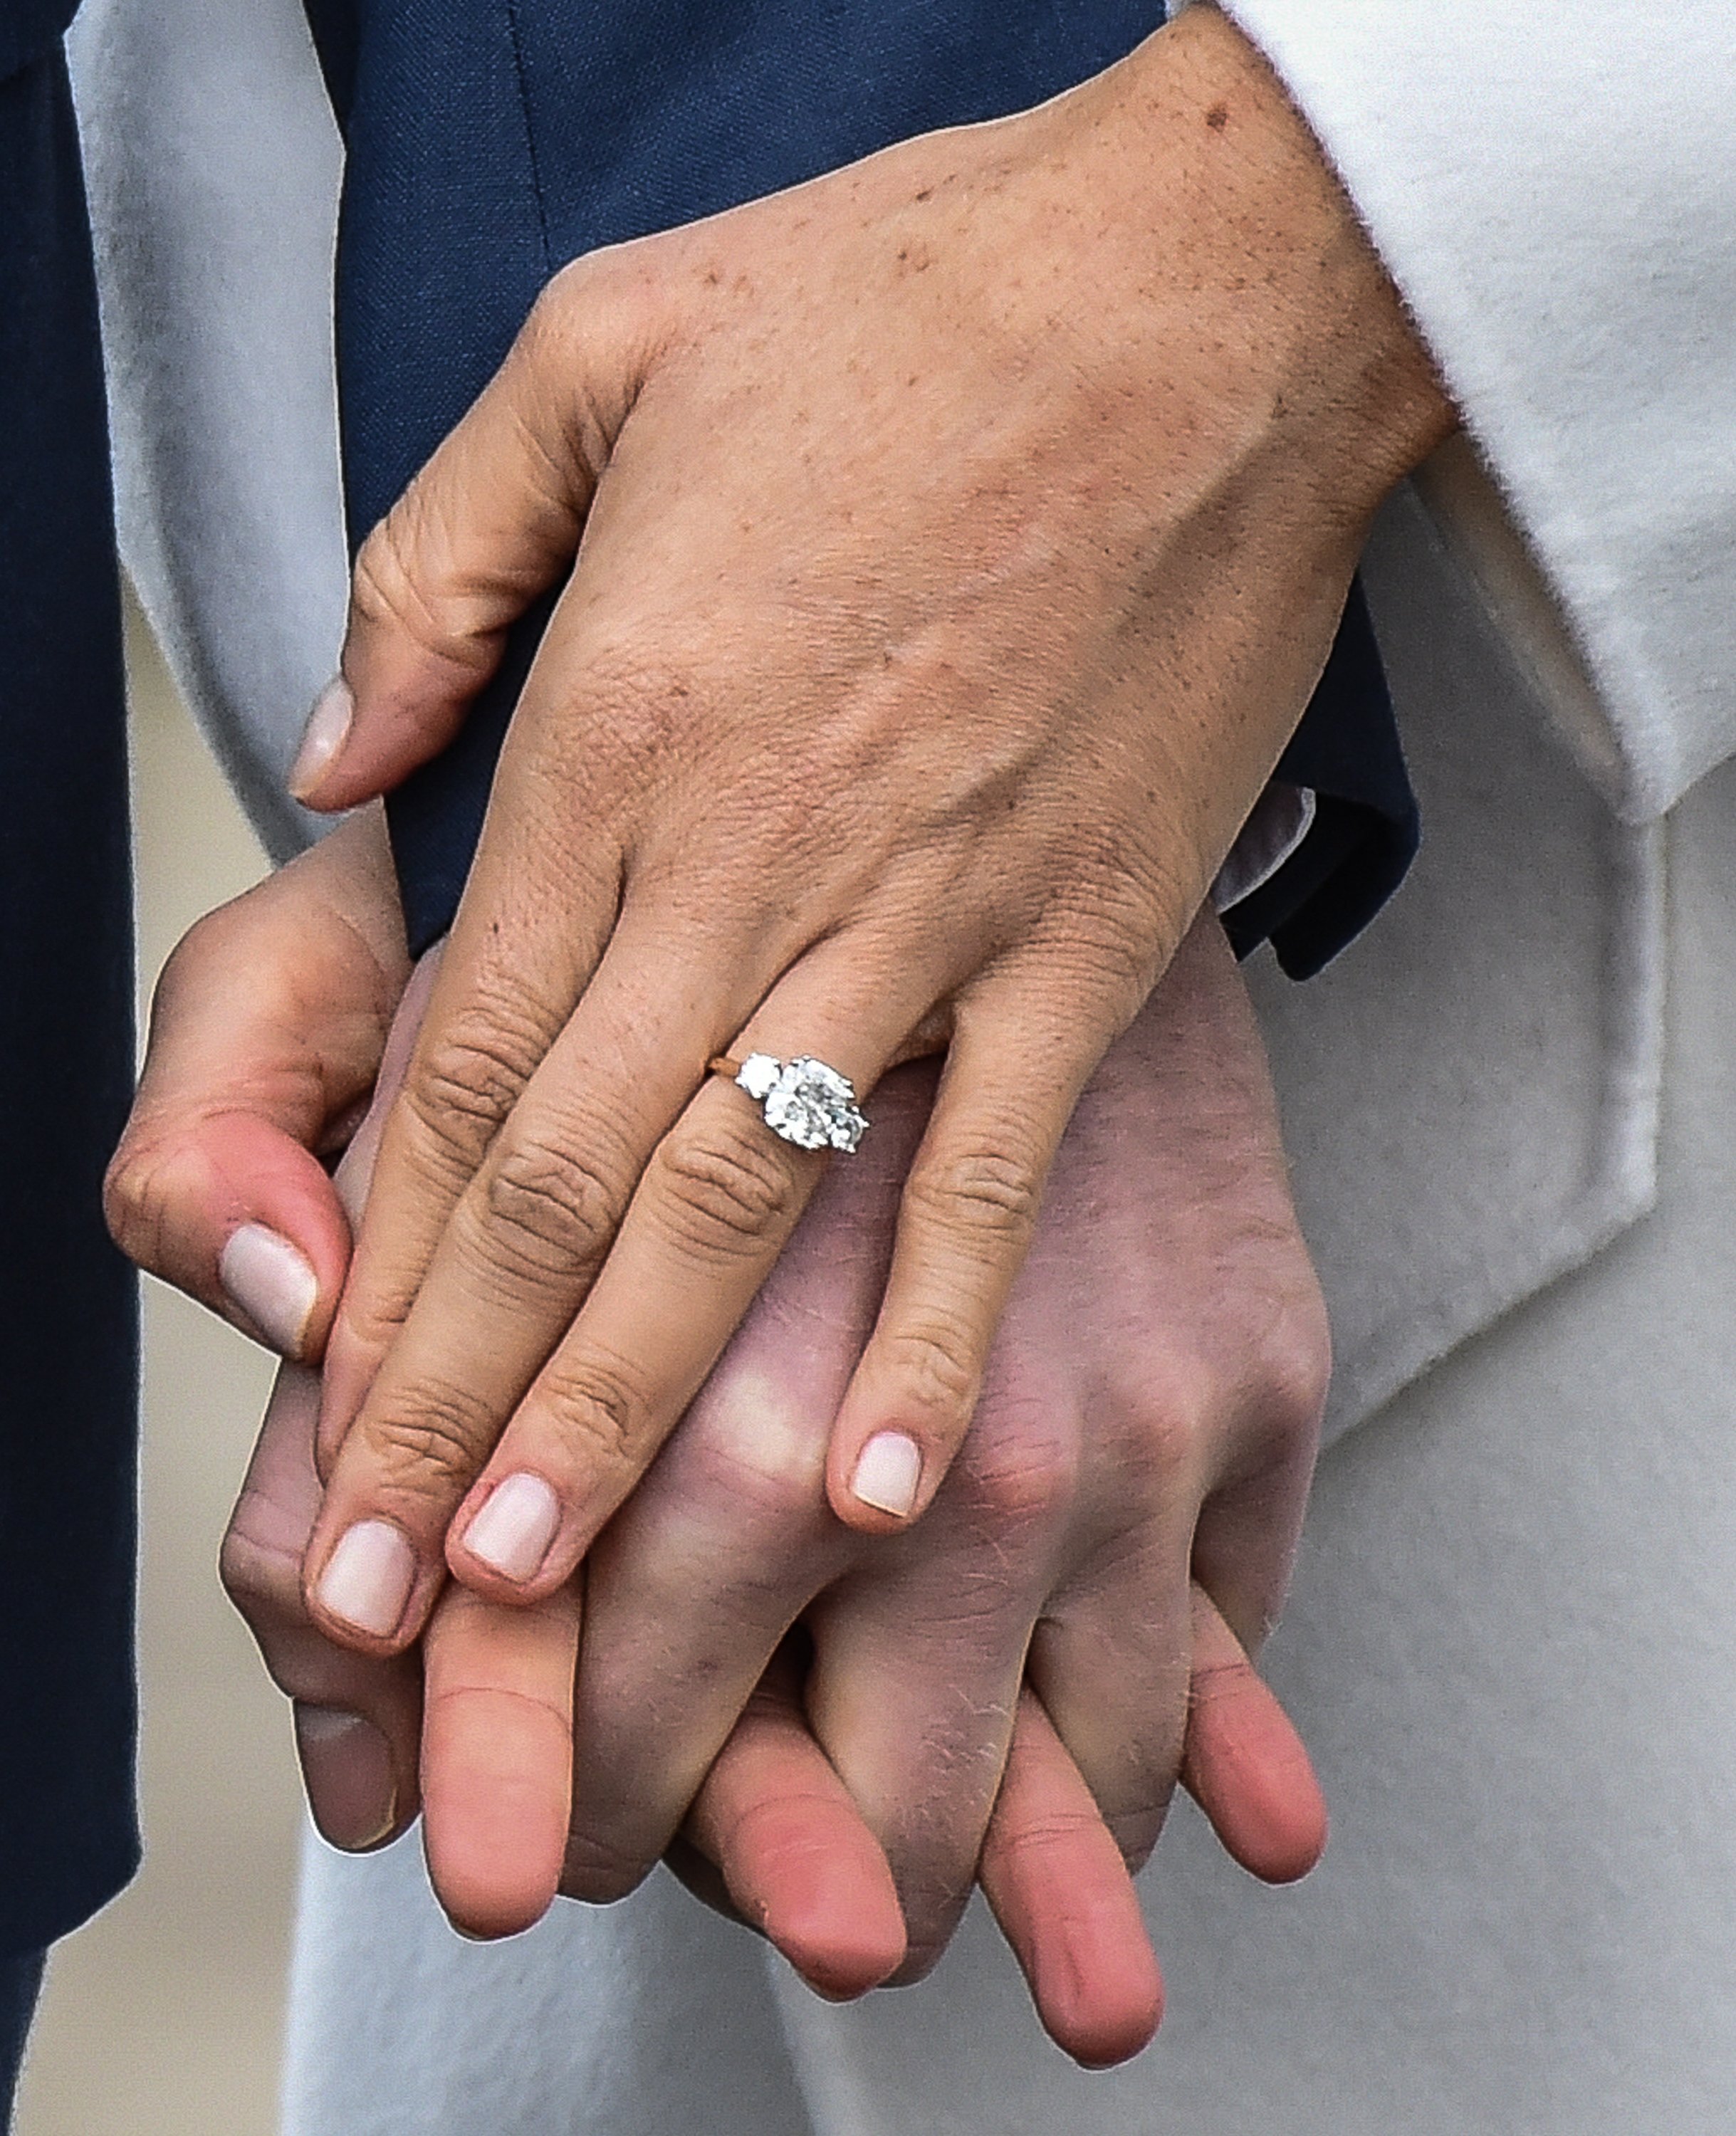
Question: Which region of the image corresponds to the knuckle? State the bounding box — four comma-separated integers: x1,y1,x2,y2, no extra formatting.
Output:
1028,883,1169,1019
530,1351,644,1477
904,1145,1040,1250
101,1136,167,1264
525,261,596,354
218,1525,296,1618
351,508,479,679
360,1383,496,1495
1129,1369,1211,1487
1255,1288,1333,1441
962,1435,1076,1533
483,1137,619,1282
103,1125,216,1285
693,1406,827,1532
885,1316,981,1426
403,1015,546,1175
985,1806,1104,1870
648,1119,799,1264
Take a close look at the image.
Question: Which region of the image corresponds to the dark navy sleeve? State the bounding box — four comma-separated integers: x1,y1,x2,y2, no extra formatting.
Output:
1222,576,1419,978
0,39,140,1958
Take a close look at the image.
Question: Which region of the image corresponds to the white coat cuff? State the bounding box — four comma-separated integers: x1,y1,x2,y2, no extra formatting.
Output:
1196,0,1736,820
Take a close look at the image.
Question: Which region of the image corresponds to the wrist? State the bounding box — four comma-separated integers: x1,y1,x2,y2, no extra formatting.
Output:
1076,5,1457,530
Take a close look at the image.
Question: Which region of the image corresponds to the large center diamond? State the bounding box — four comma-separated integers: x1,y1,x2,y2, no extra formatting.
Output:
738,1054,868,1153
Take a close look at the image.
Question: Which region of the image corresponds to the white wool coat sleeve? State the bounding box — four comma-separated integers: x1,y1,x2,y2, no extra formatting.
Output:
1206,0,1736,822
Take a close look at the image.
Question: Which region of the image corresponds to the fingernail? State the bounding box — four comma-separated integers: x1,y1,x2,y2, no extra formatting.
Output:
288,675,354,800
293,1706,399,1850
851,1431,922,1517
317,1519,416,1639
219,1223,319,1357
462,1472,562,1583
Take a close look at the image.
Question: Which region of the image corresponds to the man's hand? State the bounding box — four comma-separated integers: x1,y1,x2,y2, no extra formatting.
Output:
105,810,409,1368
287,5,1451,1657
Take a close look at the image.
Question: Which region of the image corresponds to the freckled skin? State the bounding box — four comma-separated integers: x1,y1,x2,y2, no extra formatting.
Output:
291,10,1452,1682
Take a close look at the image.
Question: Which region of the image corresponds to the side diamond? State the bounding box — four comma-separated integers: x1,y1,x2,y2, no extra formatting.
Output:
734,1052,783,1101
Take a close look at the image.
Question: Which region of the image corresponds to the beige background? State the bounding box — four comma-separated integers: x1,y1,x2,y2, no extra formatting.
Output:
16,601,299,2135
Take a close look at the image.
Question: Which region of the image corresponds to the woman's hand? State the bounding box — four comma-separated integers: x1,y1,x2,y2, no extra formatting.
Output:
291,4,1450,1655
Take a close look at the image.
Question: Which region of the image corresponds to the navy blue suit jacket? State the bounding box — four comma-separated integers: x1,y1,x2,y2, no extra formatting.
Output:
0,18,139,1957
304,0,1418,975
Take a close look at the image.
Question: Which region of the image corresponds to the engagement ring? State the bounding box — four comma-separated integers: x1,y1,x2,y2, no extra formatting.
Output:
707,1052,869,1153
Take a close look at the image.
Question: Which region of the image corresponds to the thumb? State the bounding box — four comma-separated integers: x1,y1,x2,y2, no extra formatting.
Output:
288,260,651,812
105,814,409,1361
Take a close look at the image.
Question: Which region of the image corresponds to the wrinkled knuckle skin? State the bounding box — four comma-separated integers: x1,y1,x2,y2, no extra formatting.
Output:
404,1020,544,1174
905,1147,1040,1250
351,510,469,673
649,1120,799,1264
360,1384,496,1497
530,1354,643,1477
101,1137,169,1270
485,1140,618,1284
985,1807,1104,1873
886,1319,980,1429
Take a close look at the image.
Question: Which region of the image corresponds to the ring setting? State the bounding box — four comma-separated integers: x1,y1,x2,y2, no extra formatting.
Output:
708,1052,869,1154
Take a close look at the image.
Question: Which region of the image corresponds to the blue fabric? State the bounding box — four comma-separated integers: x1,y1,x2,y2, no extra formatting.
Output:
0,1,79,87
0,1949,43,2128
308,0,1418,975
0,47,140,1959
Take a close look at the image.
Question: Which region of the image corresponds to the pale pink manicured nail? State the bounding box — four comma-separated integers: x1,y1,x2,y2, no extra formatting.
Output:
288,675,354,799
317,1520,416,1639
219,1223,319,1356
851,1431,923,1517
462,1472,562,1583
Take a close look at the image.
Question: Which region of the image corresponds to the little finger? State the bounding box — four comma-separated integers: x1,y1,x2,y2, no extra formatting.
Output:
827,973,1129,1531
1177,1585,1327,1887
220,1363,422,1853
